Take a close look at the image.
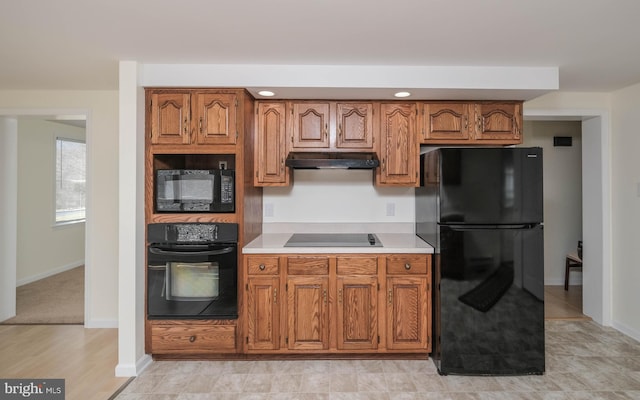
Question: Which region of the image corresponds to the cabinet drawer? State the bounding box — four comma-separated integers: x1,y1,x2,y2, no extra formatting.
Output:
247,256,280,275
287,256,329,275
337,256,378,275
151,324,236,354
386,255,428,275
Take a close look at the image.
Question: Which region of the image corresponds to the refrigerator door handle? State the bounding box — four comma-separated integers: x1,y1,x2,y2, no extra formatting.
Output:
443,223,539,230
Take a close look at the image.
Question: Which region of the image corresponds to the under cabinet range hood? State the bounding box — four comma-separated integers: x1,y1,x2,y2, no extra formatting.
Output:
285,152,380,169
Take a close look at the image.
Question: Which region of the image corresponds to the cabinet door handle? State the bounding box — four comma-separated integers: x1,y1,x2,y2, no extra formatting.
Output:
323,289,327,305
184,118,188,135
338,123,342,137
338,288,343,304
324,123,328,140
273,288,277,305
405,263,411,270
388,289,393,305
189,335,196,343
199,117,203,133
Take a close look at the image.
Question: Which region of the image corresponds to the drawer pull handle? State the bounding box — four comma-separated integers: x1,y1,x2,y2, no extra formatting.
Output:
189,335,196,343
405,263,411,270
259,264,266,271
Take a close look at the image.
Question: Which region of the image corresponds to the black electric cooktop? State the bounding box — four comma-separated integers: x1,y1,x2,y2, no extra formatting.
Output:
284,233,383,247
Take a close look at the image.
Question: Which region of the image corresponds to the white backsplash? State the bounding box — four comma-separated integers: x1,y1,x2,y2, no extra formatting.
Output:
262,169,415,228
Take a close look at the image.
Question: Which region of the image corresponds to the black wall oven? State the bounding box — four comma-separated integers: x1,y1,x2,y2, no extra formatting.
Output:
147,223,238,319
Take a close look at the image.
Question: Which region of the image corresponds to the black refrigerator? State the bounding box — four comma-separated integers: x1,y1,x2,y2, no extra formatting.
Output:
416,147,545,376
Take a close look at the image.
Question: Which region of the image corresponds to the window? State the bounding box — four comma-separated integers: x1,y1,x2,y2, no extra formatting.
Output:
55,138,86,224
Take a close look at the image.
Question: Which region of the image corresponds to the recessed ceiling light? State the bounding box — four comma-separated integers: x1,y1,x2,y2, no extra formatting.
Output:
394,91,411,98
258,90,275,97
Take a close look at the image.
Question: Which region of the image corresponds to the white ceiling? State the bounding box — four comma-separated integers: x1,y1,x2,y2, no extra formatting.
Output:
2,0,640,99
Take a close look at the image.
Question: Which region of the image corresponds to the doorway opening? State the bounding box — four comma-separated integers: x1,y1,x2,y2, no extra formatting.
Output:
0,113,89,325
524,110,611,326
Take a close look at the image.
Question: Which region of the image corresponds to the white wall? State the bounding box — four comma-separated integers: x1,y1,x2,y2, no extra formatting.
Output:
16,118,85,284
263,169,414,226
0,90,119,327
522,120,582,285
610,82,640,339
0,117,18,321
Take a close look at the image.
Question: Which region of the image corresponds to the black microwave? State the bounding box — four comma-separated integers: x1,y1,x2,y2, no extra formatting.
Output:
155,169,234,213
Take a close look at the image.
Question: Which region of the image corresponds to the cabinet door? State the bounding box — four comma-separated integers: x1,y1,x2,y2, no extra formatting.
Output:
422,103,471,143
474,103,522,143
286,275,329,350
335,102,374,149
386,276,429,351
336,275,378,350
291,102,331,150
378,103,418,186
255,102,289,186
247,276,280,351
194,92,237,145
149,92,191,145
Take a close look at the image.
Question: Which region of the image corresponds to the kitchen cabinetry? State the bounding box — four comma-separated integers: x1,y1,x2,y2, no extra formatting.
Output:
335,256,379,350
378,102,418,186
243,252,430,355
421,101,522,145
385,255,430,351
148,320,237,355
144,88,263,358
475,102,522,142
286,256,330,351
246,256,281,351
255,101,289,186
289,101,376,151
149,91,191,145
148,89,239,147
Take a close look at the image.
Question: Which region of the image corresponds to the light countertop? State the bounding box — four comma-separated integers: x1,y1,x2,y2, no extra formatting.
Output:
243,232,434,254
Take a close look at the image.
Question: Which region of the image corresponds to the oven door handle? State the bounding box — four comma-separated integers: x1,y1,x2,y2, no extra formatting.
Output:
148,246,235,257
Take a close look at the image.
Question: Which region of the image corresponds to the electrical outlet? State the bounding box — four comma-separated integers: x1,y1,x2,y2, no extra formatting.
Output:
386,202,395,217
264,203,274,217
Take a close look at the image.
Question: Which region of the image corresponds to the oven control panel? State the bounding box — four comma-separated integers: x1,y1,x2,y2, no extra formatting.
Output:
148,223,238,244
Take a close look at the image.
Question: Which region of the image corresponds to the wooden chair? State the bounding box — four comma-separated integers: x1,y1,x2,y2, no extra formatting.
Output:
564,253,582,290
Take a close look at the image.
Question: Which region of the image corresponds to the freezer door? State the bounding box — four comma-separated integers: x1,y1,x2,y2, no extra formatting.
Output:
435,224,545,375
438,147,543,225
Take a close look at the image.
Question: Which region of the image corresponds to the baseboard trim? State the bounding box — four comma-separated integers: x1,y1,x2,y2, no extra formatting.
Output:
16,260,84,287
115,354,152,377
611,320,640,343
545,277,583,286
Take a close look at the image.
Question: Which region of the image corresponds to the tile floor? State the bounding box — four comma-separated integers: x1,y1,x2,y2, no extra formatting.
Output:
114,320,640,400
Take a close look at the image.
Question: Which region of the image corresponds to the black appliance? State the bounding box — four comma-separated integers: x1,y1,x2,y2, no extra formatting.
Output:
284,233,382,247
147,223,238,319
285,152,380,169
416,147,545,376
155,169,235,213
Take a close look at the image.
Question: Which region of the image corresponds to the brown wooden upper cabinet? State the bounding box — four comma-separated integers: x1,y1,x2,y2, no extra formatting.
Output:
148,89,238,146
255,101,289,186
377,102,418,186
421,101,523,145
289,101,375,151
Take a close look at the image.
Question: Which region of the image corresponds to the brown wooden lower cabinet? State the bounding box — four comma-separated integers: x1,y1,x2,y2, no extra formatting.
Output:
244,253,431,355
149,320,237,354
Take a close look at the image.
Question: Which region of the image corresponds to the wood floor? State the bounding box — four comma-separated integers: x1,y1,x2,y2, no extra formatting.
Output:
0,285,585,400
0,325,130,400
544,284,588,320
